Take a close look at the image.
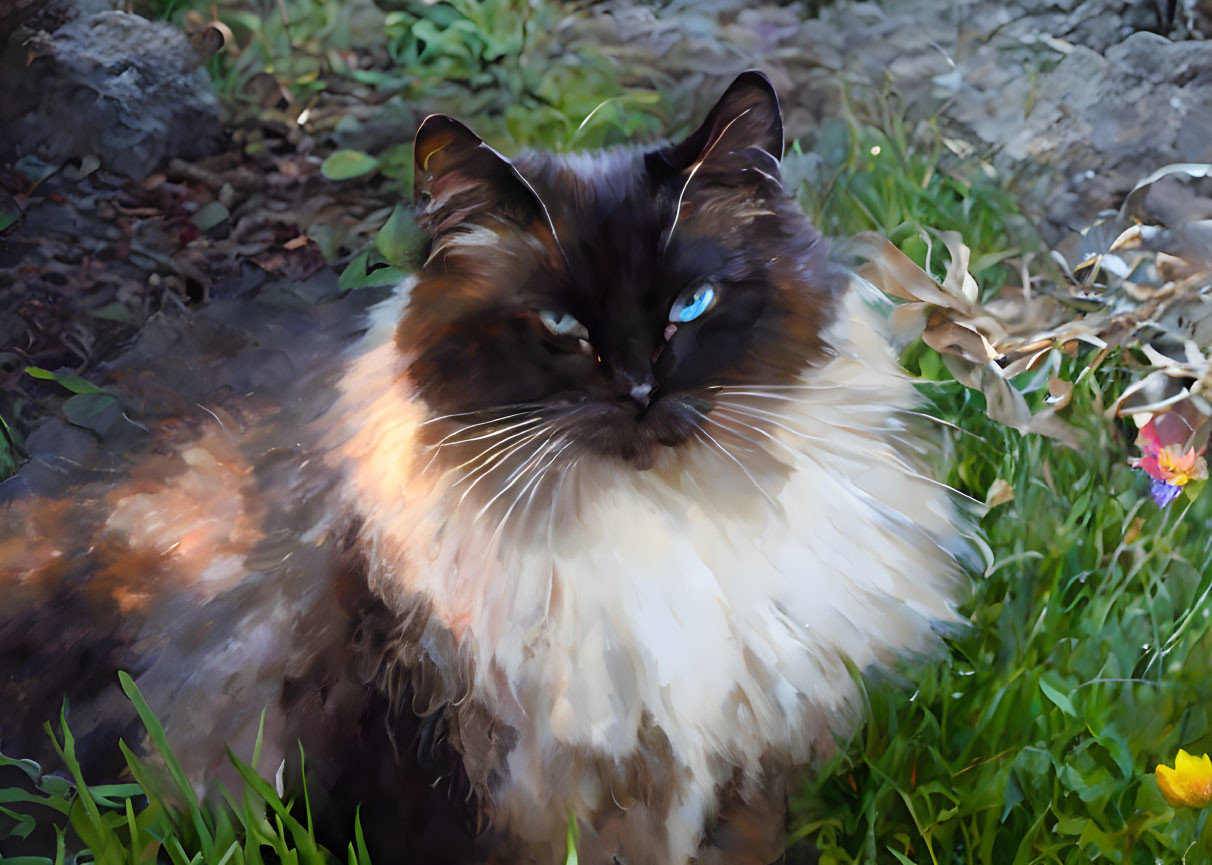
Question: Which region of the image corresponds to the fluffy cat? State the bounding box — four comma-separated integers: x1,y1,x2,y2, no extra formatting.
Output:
0,71,964,864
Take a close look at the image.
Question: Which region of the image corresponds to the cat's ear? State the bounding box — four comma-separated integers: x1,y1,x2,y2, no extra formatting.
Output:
413,114,559,245
649,70,784,179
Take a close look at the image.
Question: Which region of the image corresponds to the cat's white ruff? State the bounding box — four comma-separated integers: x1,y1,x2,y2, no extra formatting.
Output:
333,276,961,863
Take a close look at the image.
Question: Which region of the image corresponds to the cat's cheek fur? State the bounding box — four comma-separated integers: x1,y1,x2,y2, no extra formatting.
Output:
332,277,963,865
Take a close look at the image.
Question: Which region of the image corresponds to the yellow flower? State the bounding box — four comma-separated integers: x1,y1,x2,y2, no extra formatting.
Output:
1156,750,1212,808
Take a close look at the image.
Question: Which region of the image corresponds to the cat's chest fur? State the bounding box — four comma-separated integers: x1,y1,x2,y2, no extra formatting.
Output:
332,281,960,864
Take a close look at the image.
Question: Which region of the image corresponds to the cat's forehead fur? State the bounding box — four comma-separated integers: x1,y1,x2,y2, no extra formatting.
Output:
511,147,667,306
399,72,841,468
509,145,781,309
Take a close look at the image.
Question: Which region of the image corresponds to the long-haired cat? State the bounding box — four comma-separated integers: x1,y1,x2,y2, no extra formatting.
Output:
1,71,963,864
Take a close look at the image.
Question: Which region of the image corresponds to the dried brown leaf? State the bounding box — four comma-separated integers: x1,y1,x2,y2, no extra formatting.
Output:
922,312,999,364
1047,376,1073,411
985,478,1015,508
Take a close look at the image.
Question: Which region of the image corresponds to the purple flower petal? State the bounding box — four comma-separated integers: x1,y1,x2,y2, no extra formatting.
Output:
1150,479,1182,507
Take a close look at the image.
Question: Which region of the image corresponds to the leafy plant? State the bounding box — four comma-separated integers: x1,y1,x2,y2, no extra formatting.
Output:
379,0,665,151
789,89,1039,298
23,366,126,440
0,675,369,865
186,0,665,152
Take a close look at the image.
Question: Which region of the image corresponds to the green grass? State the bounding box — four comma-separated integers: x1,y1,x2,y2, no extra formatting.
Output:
0,674,372,865
790,89,1041,297
787,347,1212,863
779,87,1212,864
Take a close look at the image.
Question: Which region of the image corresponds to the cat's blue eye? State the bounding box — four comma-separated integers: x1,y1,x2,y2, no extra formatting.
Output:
669,284,717,323
539,310,589,340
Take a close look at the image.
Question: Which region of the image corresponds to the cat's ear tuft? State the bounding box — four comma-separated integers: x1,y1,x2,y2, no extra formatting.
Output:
413,114,556,243
650,71,784,178
414,114,482,181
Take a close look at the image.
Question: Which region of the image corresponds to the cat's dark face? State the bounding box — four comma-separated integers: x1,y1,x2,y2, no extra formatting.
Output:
401,72,840,468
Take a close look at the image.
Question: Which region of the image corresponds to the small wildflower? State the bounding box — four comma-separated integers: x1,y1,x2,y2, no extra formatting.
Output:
1156,749,1212,808
1147,479,1182,507
1129,409,1208,507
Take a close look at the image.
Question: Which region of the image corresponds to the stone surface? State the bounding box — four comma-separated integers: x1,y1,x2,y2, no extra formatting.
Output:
583,0,1211,241
944,14,1212,237
0,10,222,180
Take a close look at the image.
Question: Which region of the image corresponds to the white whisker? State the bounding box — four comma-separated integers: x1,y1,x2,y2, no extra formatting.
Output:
711,385,988,442
893,409,988,441
698,411,792,464
693,425,782,514
426,415,545,452
420,417,545,477
477,432,567,522
710,413,972,555
453,428,549,505
662,108,754,255
419,403,544,427
435,421,547,480
716,399,900,440
711,388,885,404
711,403,983,506
708,383,852,392
713,402,835,447
489,438,576,544
701,409,801,463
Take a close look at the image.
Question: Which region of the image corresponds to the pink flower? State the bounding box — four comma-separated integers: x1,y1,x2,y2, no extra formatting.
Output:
1129,409,1208,507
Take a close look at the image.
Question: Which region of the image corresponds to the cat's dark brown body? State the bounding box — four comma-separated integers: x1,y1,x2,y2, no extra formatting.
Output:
1,73,963,864
0,289,491,863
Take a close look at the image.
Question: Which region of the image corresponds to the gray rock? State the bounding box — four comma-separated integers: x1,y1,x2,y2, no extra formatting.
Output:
0,10,222,180
947,29,1212,237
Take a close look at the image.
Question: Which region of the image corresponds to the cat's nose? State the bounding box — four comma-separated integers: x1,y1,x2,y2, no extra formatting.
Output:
611,366,656,410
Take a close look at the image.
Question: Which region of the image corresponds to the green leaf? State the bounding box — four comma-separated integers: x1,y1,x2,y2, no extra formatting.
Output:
352,806,371,865
117,673,200,814
0,802,37,840
251,707,268,771
1000,769,1023,823
375,143,415,193
563,811,578,865
88,783,145,808
90,301,135,322
191,201,231,232
1039,676,1078,718
339,248,406,291
321,150,381,180
338,249,371,291
224,749,317,859
35,774,71,798
45,707,115,859
0,788,71,815
0,752,43,784
373,205,422,269
24,366,105,394
62,393,121,438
